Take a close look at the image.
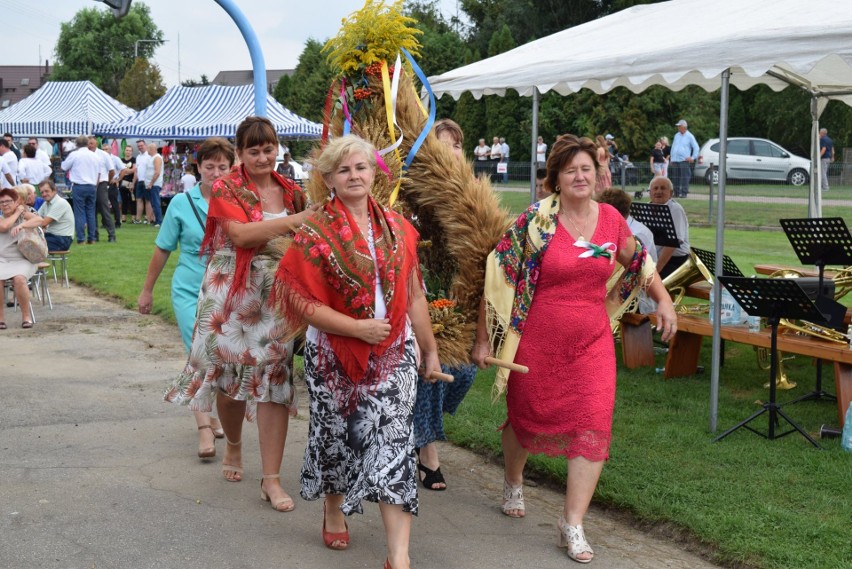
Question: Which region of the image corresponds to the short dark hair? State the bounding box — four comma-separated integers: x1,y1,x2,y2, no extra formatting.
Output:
23,144,36,158
0,138,9,148
39,179,58,193
544,134,599,194
235,116,277,151
434,118,464,145
196,137,235,167
3,132,12,138
535,168,547,181
597,188,632,219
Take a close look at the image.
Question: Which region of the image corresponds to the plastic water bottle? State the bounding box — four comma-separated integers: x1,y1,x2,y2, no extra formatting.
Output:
841,402,852,452
747,315,761,333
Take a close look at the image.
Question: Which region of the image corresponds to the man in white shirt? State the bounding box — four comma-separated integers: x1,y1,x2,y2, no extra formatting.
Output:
132,139,152,224
0,138,18,189
18,144,52,186
180,168,197,192
89,137,116,242
36,179,75,251
61,138,77,157
28,138,52,168
145,143,164,226
61,135,102,244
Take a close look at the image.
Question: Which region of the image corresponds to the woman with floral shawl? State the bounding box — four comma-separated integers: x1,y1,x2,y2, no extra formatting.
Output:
165,117,316,514
274,135,441,569
472,135,677,564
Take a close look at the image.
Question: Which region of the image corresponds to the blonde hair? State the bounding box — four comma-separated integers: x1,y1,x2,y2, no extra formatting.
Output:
315,135,377,179
15,184,34,202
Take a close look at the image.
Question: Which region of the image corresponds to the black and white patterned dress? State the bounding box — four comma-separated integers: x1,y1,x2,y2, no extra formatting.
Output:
300,329,419,515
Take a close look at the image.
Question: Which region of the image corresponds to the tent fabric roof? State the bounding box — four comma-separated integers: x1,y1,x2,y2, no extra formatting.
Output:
428,0,852,105
95,84,322,140
0,81,134,137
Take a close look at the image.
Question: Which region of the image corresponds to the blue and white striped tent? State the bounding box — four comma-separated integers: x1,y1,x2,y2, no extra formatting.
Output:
0,81,134,137
95,84,322,140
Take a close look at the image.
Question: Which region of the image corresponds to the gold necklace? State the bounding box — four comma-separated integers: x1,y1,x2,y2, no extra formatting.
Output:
561,207,591,241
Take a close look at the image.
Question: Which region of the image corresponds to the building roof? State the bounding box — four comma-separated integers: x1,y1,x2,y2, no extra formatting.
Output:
211,69,294,92
0,64,51,109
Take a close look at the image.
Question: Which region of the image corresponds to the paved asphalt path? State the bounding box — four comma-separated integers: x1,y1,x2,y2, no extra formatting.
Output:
1,284,724,569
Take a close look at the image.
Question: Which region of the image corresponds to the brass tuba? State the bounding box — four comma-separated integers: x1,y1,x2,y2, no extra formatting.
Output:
662,249,714,307
767,269,850,345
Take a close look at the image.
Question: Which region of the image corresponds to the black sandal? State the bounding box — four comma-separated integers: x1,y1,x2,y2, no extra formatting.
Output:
418,462,447,491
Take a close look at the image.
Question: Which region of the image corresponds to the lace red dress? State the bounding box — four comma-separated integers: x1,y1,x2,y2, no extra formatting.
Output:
506,204,631,461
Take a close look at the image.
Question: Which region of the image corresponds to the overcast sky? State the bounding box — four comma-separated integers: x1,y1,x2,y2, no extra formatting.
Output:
4,0,466,87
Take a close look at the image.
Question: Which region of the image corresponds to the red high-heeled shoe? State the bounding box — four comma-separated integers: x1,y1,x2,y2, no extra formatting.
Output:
383,560,391,569
323,500,349,550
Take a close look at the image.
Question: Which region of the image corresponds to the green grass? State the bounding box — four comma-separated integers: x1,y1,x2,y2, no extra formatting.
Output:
68,223,179,323
66,209,852,569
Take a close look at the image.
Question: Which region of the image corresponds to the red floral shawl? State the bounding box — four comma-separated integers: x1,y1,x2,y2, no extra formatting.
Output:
274,195,420,411
201,164,306,303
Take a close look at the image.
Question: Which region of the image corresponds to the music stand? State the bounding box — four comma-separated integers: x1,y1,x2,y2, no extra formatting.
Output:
691,247,744,277
630,202,680,248
779,217,852,403
713,277,826,448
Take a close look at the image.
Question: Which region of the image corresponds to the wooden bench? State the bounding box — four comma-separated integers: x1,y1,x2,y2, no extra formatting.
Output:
646,313,852,427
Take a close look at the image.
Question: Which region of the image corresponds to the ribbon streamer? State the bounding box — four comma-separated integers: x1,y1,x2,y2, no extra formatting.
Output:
400,47,435,172
381,56,405,205
340,78,352,136
575,240,617,264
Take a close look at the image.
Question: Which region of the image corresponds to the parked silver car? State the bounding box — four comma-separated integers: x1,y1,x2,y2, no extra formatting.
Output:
693,137,811,186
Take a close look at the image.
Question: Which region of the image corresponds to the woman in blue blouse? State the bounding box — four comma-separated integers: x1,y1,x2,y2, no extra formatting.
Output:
138,137,235,459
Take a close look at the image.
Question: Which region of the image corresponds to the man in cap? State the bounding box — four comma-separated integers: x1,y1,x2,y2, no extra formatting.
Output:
670,119,699,198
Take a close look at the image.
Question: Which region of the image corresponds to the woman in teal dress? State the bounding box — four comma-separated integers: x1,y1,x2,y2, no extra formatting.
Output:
138,137,235,459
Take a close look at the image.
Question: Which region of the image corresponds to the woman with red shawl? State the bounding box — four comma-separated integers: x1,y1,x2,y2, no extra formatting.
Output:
274,135,441,569
165,117,316,514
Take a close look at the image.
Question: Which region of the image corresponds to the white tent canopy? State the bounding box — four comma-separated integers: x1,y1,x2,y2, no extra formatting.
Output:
428,0,852,433
429,0,852,103
95,84,322,140
0,81,134,138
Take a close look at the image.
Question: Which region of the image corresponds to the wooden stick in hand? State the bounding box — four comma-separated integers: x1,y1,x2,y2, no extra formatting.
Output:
428,370,454,382
484,356,529,374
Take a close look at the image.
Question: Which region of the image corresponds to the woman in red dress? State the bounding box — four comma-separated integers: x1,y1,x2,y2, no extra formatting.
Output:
473,134,676,563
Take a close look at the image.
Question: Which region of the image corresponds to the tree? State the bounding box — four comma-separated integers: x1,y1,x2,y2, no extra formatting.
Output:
181,75,210,87
117,58,166,110
50,2,164,97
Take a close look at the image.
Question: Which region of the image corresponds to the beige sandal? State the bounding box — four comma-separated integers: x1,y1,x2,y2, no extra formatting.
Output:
557,517,594,563
197,425,216,459
501,479,525,518
209,417,225,439
260,474,295,512
221,439,243,482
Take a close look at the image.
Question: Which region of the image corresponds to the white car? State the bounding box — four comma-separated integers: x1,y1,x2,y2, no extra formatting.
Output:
694,137,811,186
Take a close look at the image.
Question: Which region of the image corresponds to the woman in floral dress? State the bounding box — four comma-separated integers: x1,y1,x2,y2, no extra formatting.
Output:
165,117,316,513
274,135,441,569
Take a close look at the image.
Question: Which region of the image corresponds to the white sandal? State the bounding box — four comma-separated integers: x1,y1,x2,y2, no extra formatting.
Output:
557,517,594,563
501,479,525,518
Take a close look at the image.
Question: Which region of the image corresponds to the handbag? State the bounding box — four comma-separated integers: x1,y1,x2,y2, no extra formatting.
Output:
17,226,49,264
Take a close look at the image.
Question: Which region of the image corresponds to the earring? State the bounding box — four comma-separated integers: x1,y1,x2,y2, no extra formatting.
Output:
555,185,561,192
